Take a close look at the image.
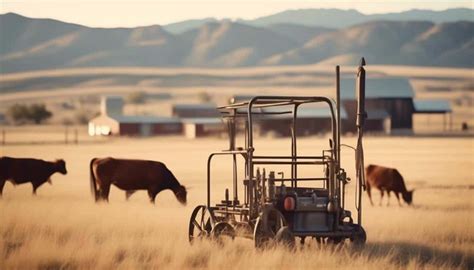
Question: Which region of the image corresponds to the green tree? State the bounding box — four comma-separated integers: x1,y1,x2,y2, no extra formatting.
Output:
7,104,30,124
127,91,147,105
7,103,52,124
197,91,212,103
28,104,52,124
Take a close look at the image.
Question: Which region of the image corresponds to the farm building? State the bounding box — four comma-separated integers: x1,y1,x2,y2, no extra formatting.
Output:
172,103,225,138
341,77,451,134
172,103,220,118
341,78,414,133
182,118,225,139
413,99,453,131
89,96,182,136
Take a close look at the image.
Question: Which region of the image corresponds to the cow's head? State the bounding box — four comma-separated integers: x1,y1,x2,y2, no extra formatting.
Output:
55,159,67,175
402,190,414,205
174,185,187,205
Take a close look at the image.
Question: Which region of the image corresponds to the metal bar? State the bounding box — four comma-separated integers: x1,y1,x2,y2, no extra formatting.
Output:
253,155,326,159
219,96,336,110
247,98,255,218
336,65,341,171
207,151,248,208
253,161,327,165
355,58,367,226
220,111,293,116
272,177,328,182
292,103,299,188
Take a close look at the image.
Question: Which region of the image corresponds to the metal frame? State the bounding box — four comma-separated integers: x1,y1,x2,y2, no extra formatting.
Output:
191,59,367,245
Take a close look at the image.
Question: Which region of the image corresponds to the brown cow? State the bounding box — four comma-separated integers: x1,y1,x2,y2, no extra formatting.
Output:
89,157,187,205
365,164,414,206
0,157,67,196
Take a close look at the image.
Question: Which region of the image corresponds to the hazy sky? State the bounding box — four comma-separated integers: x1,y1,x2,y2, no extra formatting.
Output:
1,0,473,27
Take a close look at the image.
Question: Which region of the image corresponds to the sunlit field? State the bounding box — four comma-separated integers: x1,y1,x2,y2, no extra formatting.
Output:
1,135,473,269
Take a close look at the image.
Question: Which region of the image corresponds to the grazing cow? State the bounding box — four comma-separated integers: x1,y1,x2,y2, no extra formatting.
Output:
0,157,67,196
365,164,414,206
89,157,187,205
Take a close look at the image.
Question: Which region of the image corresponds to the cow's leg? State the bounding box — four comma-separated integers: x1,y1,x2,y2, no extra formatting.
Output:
386,191,391,206
125,190,136,201
148,189,158,204
379,190,384,206
394,192,402,206
100,184,111,202
32,182,41,195
366,184,374,206
0,179,5,197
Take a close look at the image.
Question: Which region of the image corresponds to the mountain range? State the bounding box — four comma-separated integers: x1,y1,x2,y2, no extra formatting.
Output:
0,9,473,73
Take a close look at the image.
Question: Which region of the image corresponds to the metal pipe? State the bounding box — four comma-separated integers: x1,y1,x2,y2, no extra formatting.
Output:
355,57,367,226
252,161,328,165
272,177,328,182
253,155,326,160
247,97,256,218
336,65,341,171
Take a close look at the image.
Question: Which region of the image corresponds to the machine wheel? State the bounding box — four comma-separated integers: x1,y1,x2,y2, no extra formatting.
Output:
188,205,216,243
211,222,236,243
275,226,295,248
349,225,367,248
254,206,287,248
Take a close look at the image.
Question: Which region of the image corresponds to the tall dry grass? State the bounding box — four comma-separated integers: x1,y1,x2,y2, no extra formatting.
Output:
1,136,473,269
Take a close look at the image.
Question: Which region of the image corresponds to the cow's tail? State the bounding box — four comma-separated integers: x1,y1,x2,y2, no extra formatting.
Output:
89,158,99,202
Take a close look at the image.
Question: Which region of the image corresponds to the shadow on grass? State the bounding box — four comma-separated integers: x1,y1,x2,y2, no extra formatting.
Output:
353,241,473,268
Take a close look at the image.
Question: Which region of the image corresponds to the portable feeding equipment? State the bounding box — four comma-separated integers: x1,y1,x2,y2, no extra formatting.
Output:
188,59,368,247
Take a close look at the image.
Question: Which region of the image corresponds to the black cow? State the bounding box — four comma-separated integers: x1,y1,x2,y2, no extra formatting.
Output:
0,157,67,196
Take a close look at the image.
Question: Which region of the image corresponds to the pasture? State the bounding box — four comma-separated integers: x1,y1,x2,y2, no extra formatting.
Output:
0,135,473,269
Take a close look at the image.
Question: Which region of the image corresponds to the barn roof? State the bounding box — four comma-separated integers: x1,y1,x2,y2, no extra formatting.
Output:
261,105,348,120
414,99,452,113
181,118,223,124
173,103,217,110
112,115,181,124
341,77,414,100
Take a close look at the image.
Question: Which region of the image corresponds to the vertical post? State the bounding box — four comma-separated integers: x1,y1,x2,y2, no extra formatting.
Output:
65,126,69,144
291,104,298,188
247,98,255,217
356,58,367,226
1,129,5,145
449,112,453,131
229,110,238,205
74,129,78,144
443,114,446,132
336,65,341,171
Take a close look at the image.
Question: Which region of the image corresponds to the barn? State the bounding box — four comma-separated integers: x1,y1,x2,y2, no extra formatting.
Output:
172,103,220,118
172,103,225,138
88,96,182,136
341,77,452,134
182,118,224,139
413,99,452,131
341,78,415,134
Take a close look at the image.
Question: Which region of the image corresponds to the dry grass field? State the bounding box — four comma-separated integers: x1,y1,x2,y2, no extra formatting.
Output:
0,135,473,269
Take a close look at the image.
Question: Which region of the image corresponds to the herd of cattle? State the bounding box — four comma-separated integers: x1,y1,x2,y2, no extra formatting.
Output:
0,156,414,206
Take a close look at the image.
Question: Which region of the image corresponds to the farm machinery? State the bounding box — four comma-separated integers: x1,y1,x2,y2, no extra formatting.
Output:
188,59,368,247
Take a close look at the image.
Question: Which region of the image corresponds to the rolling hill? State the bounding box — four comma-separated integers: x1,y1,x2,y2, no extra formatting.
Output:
245,8,474,29
0,11,473,73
